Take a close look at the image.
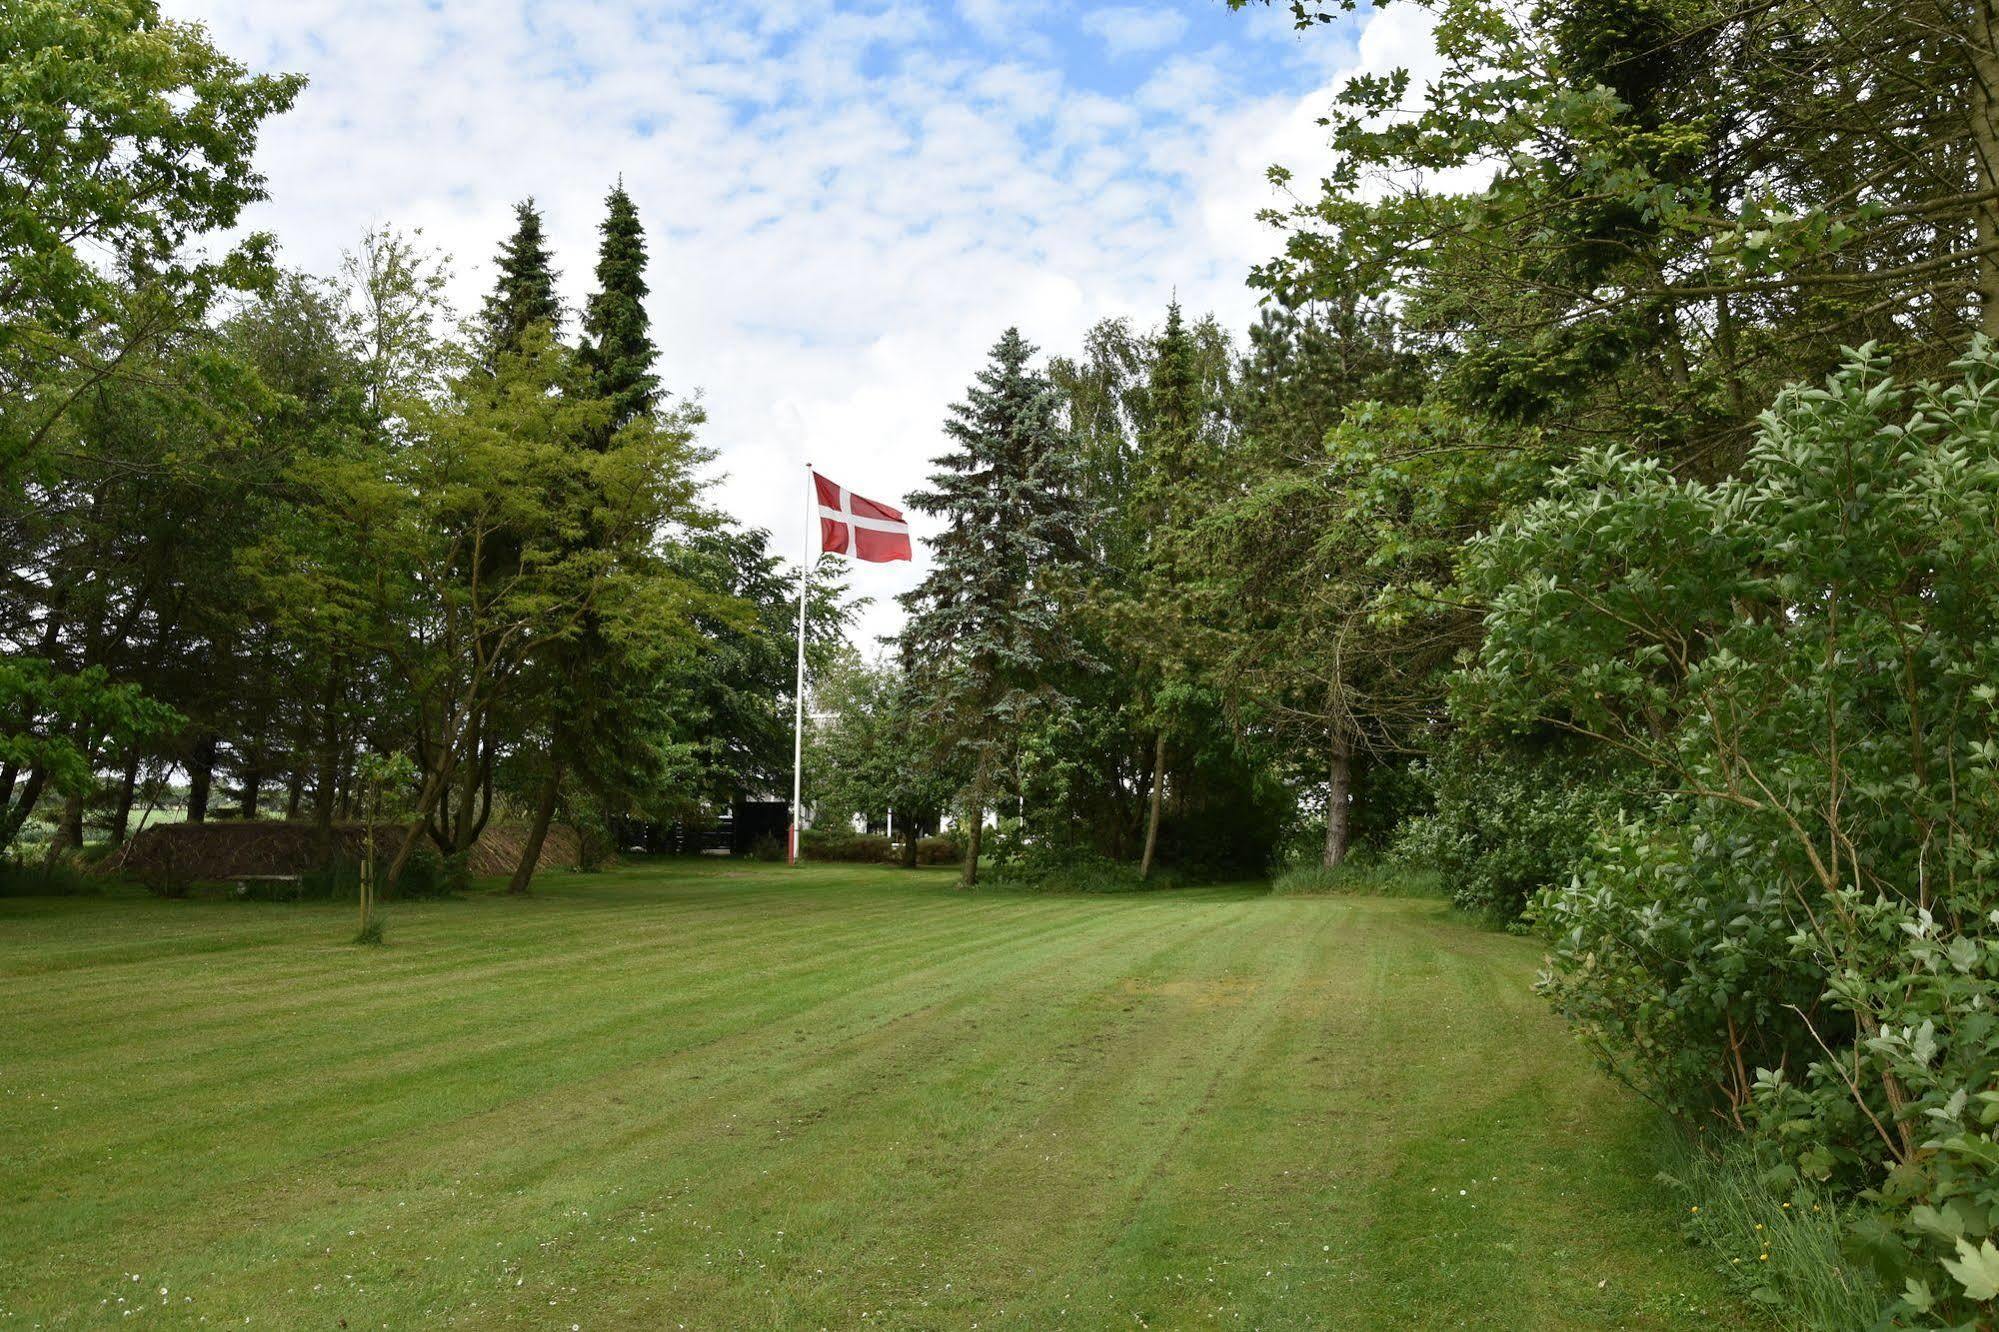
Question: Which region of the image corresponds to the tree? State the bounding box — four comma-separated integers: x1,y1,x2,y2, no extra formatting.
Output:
579,183,661,432
1240,0,1999,468
1125,303,1230,877
505,184,671,891
479,199,561,362
0,2,299,851
1465,342,1999,1323
807,651,957,866
661,528,850,812
1193,307,1482,867
0,0,302,487
899,328,1094,886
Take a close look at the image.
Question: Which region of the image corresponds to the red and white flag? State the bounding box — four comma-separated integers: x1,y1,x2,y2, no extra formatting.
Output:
813,471,912,563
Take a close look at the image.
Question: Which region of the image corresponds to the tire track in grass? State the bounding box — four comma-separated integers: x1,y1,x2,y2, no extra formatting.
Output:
0,873,1752,1331
741,895,1325,1329
3,888,1200,1322
175,896,1199,1320
1,886,1096,1214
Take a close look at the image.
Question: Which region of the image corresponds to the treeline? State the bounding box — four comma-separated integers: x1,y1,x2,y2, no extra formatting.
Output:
2,3,845,889
808,0,1999,1321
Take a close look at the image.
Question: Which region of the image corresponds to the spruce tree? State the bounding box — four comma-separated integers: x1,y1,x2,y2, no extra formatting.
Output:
1135,301,1202,531
1123,301,1212,879
899,328,1094,887
479,198,560,361
580,183,660,433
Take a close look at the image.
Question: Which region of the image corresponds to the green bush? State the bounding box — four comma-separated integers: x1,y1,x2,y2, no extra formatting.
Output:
745,832,785,863
981,848,1183,893
799,828,893,863
390,845,452,899
1467,344,1999,1326
295,859,360,901
1403,734,1631,921
0,855,99,898
913,834,961,866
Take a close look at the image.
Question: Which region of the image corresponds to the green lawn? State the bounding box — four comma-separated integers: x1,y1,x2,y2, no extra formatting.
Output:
0,860,1750,1329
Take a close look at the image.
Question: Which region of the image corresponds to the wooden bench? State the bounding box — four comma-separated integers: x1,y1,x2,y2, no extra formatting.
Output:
230,874,303,901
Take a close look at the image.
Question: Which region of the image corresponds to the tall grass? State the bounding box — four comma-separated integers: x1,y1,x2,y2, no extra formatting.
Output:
1269,856,1439,897
1656,1130,1884,1329
0,855,99,898
981,851,1189,893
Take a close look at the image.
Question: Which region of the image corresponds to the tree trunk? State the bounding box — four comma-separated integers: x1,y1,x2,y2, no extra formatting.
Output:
45,791,86,862
960,813,983,888
312,760,338,861
507,762,563,895
110,753,140,844
312,662,341,860
1322,738,1353,869
186,734,216,823
1139,731,1167,880
238,765,261,820
384,760,454,892
0,765,49,849
284,768,304,821
1973,0,1999,336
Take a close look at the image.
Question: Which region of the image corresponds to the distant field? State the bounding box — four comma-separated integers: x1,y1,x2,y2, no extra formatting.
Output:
0,861,1749,1329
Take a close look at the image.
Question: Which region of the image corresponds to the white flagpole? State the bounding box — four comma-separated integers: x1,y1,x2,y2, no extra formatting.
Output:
790,462,812,865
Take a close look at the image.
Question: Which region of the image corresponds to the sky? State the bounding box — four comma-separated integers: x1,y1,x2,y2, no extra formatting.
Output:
172,0,1440,645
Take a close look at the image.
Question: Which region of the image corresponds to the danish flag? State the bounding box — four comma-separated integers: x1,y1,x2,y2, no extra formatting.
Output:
813,471,912,563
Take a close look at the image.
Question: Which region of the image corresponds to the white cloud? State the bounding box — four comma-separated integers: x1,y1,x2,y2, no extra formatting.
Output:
169,0,1436,644
1080,7,1190,59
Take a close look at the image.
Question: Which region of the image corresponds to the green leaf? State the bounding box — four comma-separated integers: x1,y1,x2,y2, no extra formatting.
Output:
1941,1237,1999,1303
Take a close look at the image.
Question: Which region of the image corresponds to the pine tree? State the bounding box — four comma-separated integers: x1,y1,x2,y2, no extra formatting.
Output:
1124,301,1213,879
898,328,1094,887
506,185,664,892
1135,301,1202,533
579,183,660,434
479,198,560,361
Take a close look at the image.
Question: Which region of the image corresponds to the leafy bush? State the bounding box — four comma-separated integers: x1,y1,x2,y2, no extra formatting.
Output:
982,848,1182,893
745,832,785,863
392,845,452,899
295,859,359,901
799,828,893,863
1406,734,1632,920
1465,343,1999,1325
0,855,99,897
352,916,386,946
913,834,960,866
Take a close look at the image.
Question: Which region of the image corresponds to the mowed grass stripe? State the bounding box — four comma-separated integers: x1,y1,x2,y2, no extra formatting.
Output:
1,871,1210,1306
361,893,1237,1324
0,863,1749,1330
0,877,1091,1118
362,892,1287,1325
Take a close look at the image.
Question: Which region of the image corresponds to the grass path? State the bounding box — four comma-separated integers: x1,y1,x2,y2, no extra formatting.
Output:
0,861,1750,1329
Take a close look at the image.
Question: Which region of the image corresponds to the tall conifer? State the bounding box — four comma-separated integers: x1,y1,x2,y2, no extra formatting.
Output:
580,183,660,432
480,198,560,361
899,328,1094,886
